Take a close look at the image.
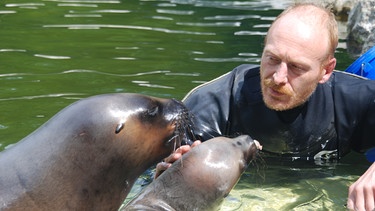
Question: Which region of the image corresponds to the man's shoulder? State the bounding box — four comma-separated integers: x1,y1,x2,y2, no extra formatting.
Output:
232,64,260,76
332,70,370,81
183,64,260,101
330,70,375,111
231,64,261,90
331,70,375,89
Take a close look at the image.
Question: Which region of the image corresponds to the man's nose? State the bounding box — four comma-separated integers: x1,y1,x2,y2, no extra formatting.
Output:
272,63,288,85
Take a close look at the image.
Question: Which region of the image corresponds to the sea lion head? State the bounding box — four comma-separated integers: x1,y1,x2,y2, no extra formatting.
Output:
109,93,194,170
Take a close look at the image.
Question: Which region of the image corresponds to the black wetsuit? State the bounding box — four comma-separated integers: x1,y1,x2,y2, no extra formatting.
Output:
183,64,375,163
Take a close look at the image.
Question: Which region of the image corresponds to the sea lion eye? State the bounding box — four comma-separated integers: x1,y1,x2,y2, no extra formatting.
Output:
115,123,124,134
147,106,159,117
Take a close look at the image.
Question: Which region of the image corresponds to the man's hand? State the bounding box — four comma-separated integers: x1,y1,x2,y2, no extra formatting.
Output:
154,140,201,179
347,162,375,211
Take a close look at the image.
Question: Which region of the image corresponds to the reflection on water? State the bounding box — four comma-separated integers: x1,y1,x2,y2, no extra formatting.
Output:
226,155,368,211
0,0,362,210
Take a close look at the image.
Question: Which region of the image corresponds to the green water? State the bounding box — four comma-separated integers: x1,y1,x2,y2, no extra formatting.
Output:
0,0,366,210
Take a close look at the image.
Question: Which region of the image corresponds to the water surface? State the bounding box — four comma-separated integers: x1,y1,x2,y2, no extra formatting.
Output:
0,0,364,210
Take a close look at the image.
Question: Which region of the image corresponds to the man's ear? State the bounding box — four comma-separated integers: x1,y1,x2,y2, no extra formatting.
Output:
319,57,336,83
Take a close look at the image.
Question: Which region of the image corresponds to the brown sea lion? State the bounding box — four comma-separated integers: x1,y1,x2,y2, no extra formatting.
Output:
122,135,261,211
0,93,193,210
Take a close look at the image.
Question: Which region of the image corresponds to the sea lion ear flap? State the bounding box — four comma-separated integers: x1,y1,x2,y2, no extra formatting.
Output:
115,123,125,134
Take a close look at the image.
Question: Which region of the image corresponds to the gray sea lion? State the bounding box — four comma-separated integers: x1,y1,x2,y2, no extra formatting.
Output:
123,135,261,211
0,93,193,211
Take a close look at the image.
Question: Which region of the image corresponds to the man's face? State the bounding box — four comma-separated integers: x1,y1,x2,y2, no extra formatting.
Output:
260,14,330,111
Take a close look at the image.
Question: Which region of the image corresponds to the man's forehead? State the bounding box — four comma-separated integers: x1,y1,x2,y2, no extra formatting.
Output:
268,14,329,50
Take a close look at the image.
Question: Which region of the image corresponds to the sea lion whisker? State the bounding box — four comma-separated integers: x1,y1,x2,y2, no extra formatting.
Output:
166,134,179,146
174,112,196,146
173,137,178,151
251,150,266,181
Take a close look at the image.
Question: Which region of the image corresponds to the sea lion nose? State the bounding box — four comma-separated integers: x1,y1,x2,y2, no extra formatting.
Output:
168,98,196,146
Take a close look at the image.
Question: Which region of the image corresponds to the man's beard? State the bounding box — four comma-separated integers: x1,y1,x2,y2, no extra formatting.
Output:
261,77,318,111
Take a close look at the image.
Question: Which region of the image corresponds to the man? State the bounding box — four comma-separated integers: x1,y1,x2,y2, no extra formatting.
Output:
156,3,375,211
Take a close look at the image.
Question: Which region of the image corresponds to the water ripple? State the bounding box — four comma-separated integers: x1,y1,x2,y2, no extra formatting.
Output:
44,0,120,3
238,52,258,57
133,81,175,89
0,73,30,78
64,14,102,17
234,31,267,36
115,47,139,50
171,0,292,11
253,24,271,28
113,57,136,60
58,3,98,7
157,3,177,7
176,22,241,27
0,11,16,14
0,70,175,78
165,72,200,76
206,40,224,44
0,93,85,101
43,24,216,35
204,15,261,21
61,69,171,77
5,3,45,7
0,49,27,52
34,54,71,59
261,16,276,21
152,16,174,21
156,9,194,15
194,57,260,63
90,9,131,13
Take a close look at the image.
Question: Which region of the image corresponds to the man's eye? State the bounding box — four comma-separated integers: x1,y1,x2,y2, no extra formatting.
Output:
288,64,306,75
268,56,279,64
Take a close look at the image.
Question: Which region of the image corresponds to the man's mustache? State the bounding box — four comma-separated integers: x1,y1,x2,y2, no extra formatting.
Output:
263,78,294,97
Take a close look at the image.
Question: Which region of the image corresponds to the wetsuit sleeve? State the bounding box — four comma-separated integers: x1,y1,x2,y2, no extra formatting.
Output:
333,72,375,154
182,71,235,141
